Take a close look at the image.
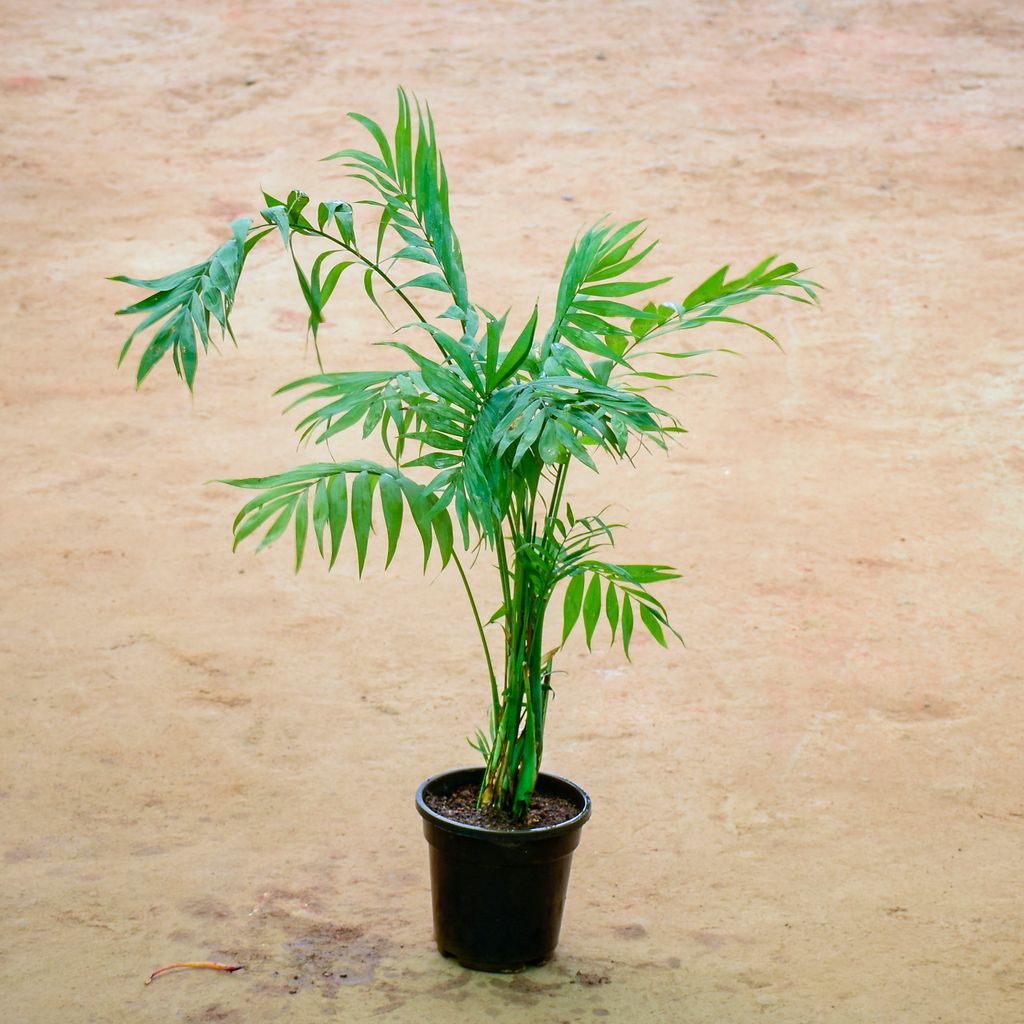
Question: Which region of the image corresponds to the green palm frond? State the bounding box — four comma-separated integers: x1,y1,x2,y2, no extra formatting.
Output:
111,217,274,390
558,559,683,658
541,220,668,375
276,371,402,446
625,257,821,368
224,461,453,575
489,376,676,471
325,88,470,312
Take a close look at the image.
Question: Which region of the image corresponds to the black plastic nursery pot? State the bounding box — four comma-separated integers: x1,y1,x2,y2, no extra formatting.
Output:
415,767,593,972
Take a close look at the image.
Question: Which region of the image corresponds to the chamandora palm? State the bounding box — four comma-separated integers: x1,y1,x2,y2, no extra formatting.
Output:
113,90,818,821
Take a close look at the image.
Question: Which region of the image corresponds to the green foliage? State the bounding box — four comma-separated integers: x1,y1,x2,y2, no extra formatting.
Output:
112,88,818,819
225,460,453,575
324,90,469,310
111,217,273,391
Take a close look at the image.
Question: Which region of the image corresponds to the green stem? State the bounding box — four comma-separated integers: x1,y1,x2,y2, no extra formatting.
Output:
451,549,499,726
291,225,455,363
480,459,573,817
494,528,514,653
480,523,515,807
298,226,427,321
545,461,569,538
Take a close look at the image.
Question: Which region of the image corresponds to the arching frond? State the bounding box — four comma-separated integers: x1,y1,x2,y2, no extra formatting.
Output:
224,461,453,575
325,88,470,311
111,217,274,390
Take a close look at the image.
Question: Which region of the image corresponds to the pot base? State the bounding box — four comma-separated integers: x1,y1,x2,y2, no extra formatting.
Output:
439,947,550,973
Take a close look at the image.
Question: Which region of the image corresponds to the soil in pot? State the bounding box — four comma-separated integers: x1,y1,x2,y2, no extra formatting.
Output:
424,784,579,831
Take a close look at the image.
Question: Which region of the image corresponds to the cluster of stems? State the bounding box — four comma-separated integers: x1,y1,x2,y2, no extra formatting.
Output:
475,462,570,820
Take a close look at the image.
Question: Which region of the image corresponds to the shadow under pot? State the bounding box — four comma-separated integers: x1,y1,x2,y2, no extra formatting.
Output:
415,767,593,973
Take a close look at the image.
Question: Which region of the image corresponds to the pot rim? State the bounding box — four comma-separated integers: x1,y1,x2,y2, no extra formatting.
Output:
415,766,592,841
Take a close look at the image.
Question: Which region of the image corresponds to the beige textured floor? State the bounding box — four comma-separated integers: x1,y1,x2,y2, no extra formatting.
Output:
2,1,1022,1021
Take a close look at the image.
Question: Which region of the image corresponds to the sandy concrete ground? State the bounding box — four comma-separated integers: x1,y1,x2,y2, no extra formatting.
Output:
2,1,1022,1021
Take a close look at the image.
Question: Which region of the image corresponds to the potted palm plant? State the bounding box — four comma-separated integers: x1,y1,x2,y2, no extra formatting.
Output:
112,89,817,972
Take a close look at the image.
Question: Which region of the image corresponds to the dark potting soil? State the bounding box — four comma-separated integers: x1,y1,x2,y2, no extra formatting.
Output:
425,784,579,831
